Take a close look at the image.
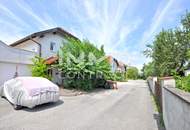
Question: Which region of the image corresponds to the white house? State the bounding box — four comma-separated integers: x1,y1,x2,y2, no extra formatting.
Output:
0,41,36,85
10,27,78,59
107,56,119,72
0,27,78,86
117,61,126,73
185,69,190,76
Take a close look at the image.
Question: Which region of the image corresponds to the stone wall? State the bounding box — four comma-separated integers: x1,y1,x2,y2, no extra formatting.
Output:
148,76,190,130
162,86,190,130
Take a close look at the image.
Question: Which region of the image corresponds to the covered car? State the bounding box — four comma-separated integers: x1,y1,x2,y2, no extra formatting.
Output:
0,77,59,109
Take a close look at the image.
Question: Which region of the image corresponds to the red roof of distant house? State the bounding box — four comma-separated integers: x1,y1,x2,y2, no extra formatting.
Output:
106,56,113,63
106,55,120,66
45,56,58,65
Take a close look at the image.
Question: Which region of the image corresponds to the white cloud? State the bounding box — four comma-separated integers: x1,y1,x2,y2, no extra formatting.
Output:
15,0,56,29
0,0,187,69
0,4,30,28
111,18,143,50
83,0,97,20
140,0,175,47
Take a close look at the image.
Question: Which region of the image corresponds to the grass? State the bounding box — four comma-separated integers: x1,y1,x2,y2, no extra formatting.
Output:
151,95,165,128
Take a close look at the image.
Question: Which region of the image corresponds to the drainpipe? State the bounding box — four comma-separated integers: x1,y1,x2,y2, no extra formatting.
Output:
14,65,18,78
30,37,42,57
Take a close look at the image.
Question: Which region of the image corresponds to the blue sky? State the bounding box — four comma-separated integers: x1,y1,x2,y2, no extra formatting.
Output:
0,0,190,69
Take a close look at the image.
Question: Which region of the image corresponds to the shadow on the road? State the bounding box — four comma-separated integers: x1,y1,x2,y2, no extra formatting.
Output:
87,88,114,95
22,100,64,112
153,114,165,130
1,96,64,112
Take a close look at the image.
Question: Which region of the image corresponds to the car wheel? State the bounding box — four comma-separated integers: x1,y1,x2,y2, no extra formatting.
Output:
13,104,22,110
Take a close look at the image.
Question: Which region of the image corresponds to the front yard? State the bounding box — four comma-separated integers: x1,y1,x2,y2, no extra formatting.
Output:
0,81,160,130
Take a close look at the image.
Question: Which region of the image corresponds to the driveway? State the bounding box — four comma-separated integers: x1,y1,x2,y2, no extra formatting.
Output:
0,80,162,130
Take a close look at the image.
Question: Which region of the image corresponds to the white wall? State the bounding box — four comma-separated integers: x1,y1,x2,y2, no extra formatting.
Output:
15,33,66,59
185,70,190,76
0,41,36,85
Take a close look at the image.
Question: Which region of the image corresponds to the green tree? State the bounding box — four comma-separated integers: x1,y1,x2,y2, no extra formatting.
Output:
141,62,155,79
144,12,190,76
126,67,139,79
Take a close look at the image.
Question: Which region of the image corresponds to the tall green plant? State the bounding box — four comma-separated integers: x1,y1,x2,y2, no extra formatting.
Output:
31,56,50,79
58,37,113,91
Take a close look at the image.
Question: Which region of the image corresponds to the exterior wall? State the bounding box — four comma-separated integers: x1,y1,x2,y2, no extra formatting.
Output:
40,33,66,58
14,33,66,59
107,57,118,72
160,77,176,88
52,68,63,85
0,41,35,85
15,39,39,53
111,60,118,72
162,86,190,130
0,62,32,85
117,66,125,73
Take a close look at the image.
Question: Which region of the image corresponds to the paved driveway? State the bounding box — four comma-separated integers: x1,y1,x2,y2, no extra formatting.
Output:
0,80,162,130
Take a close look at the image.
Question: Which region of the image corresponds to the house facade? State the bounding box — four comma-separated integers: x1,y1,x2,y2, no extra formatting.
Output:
10,27,78,59
107,56,119,72
107,56,127,73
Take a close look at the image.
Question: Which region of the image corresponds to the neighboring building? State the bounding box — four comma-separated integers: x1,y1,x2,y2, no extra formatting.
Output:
117,61,126,73
107,56,127,73
10,27,78,59
0,41,36,85
107,56,119,72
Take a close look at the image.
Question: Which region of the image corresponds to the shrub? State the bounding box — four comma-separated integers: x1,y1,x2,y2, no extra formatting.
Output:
58,37,112,91
175,75,190,92
31,56,51,80
115,72,128,81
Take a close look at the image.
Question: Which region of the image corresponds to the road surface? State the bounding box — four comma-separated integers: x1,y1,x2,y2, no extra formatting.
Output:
0,80,163,130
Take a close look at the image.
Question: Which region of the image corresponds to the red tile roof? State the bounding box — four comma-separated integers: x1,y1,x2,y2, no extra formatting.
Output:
45,56,58,65
106,56,113,63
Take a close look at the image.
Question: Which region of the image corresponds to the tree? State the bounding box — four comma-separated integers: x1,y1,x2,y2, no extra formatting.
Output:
141,62,155,79
144,12,190,77
126,67,139,79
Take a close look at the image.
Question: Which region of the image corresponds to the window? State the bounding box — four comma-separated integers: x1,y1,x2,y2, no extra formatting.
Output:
50,42,56,51
32,48,37,52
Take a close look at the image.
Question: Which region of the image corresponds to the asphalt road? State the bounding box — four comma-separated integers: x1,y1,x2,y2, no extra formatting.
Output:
0,80,162,130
